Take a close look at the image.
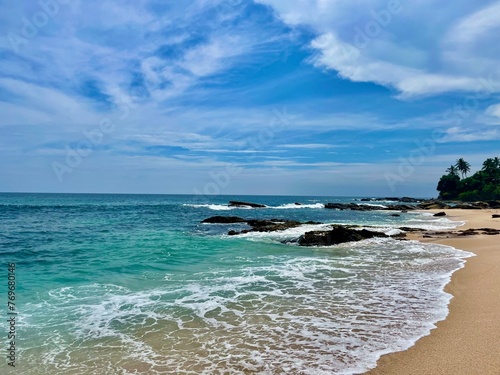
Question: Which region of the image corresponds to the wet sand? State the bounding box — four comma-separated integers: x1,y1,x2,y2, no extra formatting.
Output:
367,209,500,375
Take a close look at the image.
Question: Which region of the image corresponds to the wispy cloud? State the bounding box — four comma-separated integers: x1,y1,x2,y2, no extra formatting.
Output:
257,0,500,97
439,127,500,142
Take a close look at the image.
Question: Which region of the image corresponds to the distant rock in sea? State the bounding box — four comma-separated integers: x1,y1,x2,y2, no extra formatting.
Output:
228,201,267,208
324,203,415,211
361,197,421,203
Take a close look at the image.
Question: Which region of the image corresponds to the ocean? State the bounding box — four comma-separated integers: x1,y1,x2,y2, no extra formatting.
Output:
0,193,471,374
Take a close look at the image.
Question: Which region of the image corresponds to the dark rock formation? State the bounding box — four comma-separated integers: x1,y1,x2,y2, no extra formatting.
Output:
297,225,388,246
415,200,500,211
228,201,266,208
324,202,415,211
361,197,421,203
202,216,323,236
417,200,449,210
399,227,426,232
487,201,500,209
477,228,500,235
453,203,480,209
433,212,447,217
202,216,247,224
244,219,302,233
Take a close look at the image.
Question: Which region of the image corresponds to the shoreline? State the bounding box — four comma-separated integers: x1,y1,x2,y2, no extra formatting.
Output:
367,209,500,375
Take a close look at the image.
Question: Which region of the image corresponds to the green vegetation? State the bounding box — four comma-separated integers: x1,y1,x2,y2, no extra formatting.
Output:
437,157,500,201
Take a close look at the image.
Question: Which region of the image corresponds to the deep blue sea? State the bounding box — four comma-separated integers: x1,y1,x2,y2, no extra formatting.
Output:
0,193,471,374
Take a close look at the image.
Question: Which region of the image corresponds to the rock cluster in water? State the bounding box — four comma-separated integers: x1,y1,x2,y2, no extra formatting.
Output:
296,225,388,246
202,216,394,246
199,197,500,246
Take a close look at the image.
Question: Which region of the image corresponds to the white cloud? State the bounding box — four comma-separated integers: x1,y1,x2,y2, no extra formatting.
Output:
439,126,500,142
278,143,336,149
257,0,500,97
446,1,500,44
486,103,500,118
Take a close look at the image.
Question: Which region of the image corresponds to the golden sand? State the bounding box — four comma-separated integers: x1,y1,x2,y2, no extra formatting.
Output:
367,209,500,375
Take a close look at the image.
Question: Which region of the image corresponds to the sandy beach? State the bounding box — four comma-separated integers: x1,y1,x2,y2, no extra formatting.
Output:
367,209,500,375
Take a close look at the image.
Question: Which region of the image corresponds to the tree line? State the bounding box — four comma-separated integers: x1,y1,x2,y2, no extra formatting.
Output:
437,157,500,201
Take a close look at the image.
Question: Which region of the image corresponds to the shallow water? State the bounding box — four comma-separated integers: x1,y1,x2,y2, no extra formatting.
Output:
0,194,470,374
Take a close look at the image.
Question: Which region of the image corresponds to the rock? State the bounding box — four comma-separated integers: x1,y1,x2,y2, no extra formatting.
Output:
228,201,267,208
324,202,414,211
477,228,500,235
457,228,477,236
360,197,421,203
324,203,347,210
245,219,302,233
202,216,247,224
418,200,449,209
487,201,500,209
399,227,426,232
433,212,446,217
452,203,477,209
297,225,387,246
201,216,323,236
492,214,500,218
400,197,421,203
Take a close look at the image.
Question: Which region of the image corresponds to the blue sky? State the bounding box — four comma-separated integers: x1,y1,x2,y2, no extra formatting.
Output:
1,0,499,196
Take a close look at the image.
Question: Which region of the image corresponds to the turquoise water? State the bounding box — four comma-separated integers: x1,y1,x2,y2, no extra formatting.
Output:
0,194,471,374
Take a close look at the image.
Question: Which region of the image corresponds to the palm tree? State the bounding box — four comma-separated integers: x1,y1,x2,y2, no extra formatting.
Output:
455,158,471,179
446,165,459,177
493,157,500,169
482,158,496,172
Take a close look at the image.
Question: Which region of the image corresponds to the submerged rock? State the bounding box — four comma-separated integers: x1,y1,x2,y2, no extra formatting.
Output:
202,216,247,224
297,225,388,246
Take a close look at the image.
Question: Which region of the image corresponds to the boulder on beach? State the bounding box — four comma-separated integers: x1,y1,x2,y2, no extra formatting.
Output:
433,212,447,217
